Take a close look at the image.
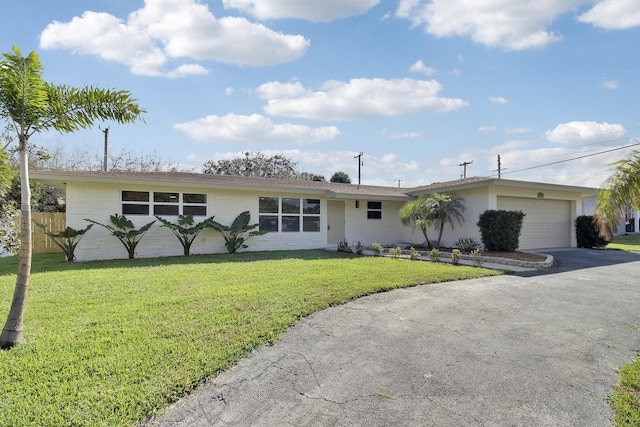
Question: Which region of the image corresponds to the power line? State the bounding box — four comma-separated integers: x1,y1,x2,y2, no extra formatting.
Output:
498,141,640,177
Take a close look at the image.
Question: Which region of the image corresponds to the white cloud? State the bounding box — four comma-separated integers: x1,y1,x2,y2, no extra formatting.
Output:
382,129,424,140
602,79,620,89
545,121,626,144
256,78,469,120
174,113,341,144
222,0,380,21
395,0,584,50
39,0,309,77
225,87,234,95
489,96,510,104
450,67,462,76
504,127,532,134
578,0,640,29
479,126,497,134
408,60,437,76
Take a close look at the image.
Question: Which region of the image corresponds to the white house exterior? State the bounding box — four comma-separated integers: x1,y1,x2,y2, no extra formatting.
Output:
31,171,598,261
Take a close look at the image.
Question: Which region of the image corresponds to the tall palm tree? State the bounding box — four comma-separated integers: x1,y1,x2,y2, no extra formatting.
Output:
0,46,145,349
594,150,640,239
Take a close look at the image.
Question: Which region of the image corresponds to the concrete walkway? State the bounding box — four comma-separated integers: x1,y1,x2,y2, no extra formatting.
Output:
144,249,640,427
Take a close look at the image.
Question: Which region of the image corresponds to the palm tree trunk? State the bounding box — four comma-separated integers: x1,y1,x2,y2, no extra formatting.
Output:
436,223,445,249
0,144,31,349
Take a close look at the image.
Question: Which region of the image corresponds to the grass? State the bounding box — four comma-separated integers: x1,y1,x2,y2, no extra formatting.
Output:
608,234,640,252
0,250,499,426
607,235,640,425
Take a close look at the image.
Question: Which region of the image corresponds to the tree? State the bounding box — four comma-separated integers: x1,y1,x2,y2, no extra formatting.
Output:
296,171,326,182
0,146,19,255
203,152,298,179
399,195,436,249
594,151,640,239
429,193,465,249
155,214,216,256
399,193,465,249
86,214,155,260
0,46,145,349
330,171,351,183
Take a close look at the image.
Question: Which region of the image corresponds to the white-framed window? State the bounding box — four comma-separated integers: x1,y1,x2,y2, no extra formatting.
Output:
258,197,321,232
367,201,382,220
121,191,207,216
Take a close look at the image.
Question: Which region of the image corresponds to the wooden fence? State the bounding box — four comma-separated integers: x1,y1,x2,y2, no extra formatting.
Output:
16,212,66,254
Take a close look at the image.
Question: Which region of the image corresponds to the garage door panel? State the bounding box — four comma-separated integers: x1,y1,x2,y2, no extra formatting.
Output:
497,197,571,250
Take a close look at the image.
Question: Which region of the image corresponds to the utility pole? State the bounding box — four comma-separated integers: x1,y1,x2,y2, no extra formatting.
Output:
396,179,403,188
458,160,473,179
493,154,506,178
100,126,110,171
354,152,363,188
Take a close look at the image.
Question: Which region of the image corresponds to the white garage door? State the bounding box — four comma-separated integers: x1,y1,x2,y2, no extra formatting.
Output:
497,197,571,249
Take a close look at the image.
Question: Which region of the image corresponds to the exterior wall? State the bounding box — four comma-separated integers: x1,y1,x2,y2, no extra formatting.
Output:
343,199,409,246
66,182,327,261
418,188,490,248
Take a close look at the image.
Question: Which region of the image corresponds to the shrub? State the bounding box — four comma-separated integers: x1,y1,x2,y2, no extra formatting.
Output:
428,248,440,262
451,249,461,265
389,246,402,258
575,215,609,249
371,242,384,255
454,237,482,252
477,210,526,252
471,249,484,267
354,241,364,255
337,239,352,253
410,247,421,260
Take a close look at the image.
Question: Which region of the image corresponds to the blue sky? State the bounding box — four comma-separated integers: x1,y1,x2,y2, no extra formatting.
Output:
2,0,640,187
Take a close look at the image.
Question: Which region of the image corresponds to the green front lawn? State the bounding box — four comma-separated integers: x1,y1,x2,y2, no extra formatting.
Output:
0,250,499,426
608,233,640,252
608,234,640,425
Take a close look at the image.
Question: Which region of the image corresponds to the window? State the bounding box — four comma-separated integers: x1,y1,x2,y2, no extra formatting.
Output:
122,191,150,215
259,197,321,232
121,191,207,216
153,192,179,215
367,201,382,220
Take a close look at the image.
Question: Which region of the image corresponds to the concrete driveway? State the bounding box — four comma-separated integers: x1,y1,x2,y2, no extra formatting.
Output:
145,249,640,427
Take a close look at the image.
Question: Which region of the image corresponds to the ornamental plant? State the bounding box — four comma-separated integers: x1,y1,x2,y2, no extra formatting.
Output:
451,249,461,265
211,211,267,254
34,221,93,262
86,214,156,259
155,214,216,256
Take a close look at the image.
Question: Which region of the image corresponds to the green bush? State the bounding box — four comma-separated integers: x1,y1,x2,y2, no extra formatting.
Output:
428,248,440,262
477,210,526,252
454,237,482,252
353,241,364,255
388,246,402,258
371,242,384,255
575,215,609,248
337,239,352,253
410,247,421,260
451,249,461,265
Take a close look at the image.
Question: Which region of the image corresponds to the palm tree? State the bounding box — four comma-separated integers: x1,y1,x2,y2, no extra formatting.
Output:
0,46,145,349
399,193,466,249
594,150,640,239
430,193,465,249
399,195,436,248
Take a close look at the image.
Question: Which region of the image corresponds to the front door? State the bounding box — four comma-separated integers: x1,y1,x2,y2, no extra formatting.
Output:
327,200,345,244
